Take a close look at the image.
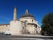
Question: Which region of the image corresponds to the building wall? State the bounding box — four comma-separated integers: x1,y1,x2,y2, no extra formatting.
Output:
0,25,9,33
0,17,41,35
20,17,37,24
9,21,23,35
20,17,41,34
26,25,36,34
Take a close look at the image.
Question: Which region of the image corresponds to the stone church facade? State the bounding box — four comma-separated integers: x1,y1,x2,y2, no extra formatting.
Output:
0,7,41,35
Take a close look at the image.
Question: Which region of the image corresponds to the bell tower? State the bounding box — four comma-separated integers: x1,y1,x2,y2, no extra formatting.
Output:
13,7,17,20
9,7,23,35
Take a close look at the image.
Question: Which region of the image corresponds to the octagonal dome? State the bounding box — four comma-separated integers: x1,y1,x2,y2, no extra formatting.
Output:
21,9,34,18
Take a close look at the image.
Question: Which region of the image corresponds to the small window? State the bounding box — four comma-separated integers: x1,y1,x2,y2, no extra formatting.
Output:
32,20,33,22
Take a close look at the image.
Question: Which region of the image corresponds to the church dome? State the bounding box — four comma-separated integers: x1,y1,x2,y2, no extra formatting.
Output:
21,9,34,18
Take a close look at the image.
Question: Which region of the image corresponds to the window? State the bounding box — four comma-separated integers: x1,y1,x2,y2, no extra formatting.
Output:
34,24,37,28
32,20,33,22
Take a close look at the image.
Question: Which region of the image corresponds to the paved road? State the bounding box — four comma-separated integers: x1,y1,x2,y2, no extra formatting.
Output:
0,37,53,40
0,34,53,40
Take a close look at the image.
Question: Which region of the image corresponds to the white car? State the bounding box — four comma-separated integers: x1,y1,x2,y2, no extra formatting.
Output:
4,31,11,35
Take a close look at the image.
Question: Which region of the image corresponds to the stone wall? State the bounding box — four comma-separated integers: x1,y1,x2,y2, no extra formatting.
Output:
0,25,9,33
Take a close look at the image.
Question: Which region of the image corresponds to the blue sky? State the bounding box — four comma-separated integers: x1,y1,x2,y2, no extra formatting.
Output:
0,0,53,26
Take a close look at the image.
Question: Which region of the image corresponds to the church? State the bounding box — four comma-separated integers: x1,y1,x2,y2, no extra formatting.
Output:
0,7,41,35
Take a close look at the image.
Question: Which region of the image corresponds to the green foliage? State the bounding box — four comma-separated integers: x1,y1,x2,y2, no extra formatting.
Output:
41,13,53,36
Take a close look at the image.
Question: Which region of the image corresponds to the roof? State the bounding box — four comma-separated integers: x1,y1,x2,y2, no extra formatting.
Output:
0,24,9,25
21,9,34,18
27,23,37,25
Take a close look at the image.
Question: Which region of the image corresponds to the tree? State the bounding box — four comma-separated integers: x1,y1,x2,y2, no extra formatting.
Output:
41,13,53,36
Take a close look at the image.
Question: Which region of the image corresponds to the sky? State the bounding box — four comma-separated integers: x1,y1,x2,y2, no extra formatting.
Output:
0,0,53,26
